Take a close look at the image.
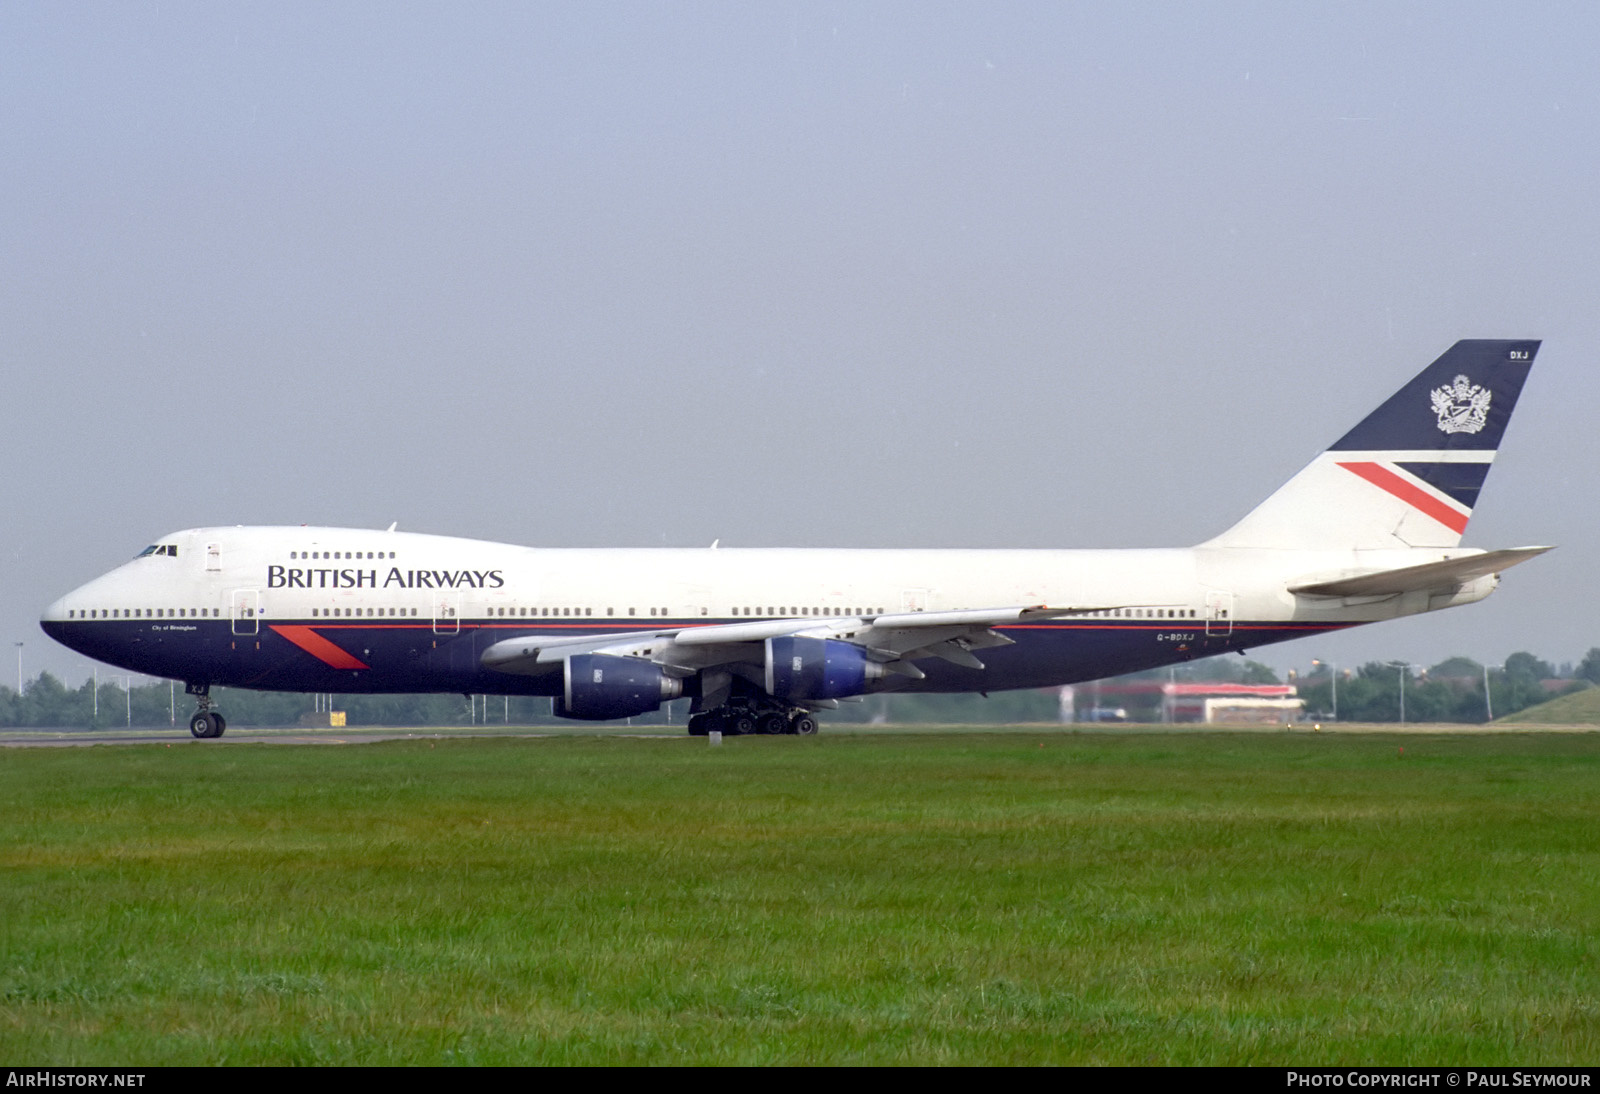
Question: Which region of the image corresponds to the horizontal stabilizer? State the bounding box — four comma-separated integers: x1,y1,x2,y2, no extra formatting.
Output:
1288,546,1552,598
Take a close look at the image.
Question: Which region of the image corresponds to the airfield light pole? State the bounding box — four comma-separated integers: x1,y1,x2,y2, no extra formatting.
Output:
14,642,22,693
1313,659,1338,720
1484,664,1497,722
109,676,133,727
1387,661,1409,724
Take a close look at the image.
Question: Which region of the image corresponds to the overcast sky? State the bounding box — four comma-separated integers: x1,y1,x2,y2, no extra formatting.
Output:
3,1,1596,686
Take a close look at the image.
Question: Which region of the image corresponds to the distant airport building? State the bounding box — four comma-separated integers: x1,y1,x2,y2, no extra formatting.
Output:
1059,682,1303,725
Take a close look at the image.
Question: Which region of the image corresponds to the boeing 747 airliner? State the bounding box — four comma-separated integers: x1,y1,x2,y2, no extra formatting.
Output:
41,340,1547,738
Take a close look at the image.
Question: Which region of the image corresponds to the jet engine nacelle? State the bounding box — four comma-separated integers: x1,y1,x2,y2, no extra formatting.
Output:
556,653,682,720
764,636,882,701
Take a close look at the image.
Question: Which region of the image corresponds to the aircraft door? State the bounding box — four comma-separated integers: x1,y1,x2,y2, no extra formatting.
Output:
231,589,260,636
433,592,461,635
1204,590,1234,637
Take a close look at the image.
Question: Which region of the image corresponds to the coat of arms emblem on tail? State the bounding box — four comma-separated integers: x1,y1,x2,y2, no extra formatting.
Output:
1431,374,1491,434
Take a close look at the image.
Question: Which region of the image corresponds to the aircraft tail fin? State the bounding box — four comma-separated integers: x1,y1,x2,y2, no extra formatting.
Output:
1201,340,1539,551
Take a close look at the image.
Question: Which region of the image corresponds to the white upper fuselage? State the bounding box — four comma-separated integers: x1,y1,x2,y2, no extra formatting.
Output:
43,524,1492,636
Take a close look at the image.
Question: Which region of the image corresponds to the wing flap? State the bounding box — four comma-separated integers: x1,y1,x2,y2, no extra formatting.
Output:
668,605,1080,647
869,605,1080,628
480,629,676,674
481,605,1099,678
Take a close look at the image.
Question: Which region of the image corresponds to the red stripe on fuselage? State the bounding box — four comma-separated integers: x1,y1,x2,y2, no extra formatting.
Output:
1336,461,1469,534
270,625,370,670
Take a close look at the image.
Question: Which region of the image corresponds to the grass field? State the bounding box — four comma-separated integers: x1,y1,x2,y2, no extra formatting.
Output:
2,729,1597,1065
1498,685,1600,726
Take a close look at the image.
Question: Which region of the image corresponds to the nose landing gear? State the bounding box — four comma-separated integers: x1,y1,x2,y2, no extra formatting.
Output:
189,711,226,739
186,683,226,739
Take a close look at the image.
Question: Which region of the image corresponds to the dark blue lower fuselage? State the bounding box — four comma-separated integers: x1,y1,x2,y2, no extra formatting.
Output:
40,615,1349,699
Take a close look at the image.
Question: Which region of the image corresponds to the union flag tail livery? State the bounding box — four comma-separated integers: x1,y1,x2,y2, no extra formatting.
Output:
40,338,1549,738
1204,340,1538,551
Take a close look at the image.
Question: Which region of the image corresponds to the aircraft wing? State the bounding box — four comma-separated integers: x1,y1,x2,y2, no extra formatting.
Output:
479,605,1090,681
1287,546,1553,598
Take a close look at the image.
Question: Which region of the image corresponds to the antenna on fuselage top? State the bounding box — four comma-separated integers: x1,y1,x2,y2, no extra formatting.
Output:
386,522,398,533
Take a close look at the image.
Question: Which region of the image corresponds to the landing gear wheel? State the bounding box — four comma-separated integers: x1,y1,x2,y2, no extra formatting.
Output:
729,714,756,736
186,683,222,739
757,713,788,735
687,713,709,737
790,714,818,736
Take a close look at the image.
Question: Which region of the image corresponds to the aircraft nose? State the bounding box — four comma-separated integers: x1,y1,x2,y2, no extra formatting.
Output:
40,591,87,652
40,596,71,644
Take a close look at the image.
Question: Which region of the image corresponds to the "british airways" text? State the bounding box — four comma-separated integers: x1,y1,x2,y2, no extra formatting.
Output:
266,566,505,590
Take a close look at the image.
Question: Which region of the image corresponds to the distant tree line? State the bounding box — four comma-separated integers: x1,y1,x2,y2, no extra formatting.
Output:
2,648,1596,729
1292,650,1598,724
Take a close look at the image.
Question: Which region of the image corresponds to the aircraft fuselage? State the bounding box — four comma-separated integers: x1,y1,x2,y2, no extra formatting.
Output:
40,525,1490,698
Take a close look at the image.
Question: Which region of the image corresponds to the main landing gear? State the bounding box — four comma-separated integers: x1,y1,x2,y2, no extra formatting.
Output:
186,683,226,739
687,701,818,737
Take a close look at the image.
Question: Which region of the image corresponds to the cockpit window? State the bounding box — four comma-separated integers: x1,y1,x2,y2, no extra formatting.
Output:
135,544,178,559
136,545,158,558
